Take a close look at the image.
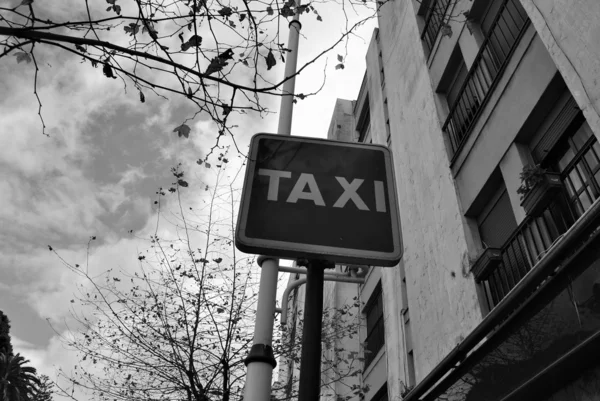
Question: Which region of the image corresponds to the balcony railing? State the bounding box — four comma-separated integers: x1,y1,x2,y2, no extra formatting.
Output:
476,132,600,309
421,0,452,53
475,188,580,309
443,0,530,159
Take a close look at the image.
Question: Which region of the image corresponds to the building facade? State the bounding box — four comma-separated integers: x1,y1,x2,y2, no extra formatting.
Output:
278,0,600,400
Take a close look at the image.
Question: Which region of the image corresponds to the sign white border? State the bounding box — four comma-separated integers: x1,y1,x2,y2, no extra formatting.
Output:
235,133,403,267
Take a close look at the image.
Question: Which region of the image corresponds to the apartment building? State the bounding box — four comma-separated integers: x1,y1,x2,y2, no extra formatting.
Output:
278,0,600,400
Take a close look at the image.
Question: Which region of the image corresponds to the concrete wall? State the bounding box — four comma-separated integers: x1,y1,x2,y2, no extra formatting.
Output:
520,0,600,141
376,0,483,394
327,99,356,142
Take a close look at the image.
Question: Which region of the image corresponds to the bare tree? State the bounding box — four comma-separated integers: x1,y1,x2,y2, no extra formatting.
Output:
0,0,378,150
48,162,367,401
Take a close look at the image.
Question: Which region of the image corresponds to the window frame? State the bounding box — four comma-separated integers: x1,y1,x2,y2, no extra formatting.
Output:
363,282,385,368
356,95,371,143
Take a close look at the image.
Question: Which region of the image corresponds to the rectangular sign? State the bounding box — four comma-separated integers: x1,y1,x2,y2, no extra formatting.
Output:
235,133,402,266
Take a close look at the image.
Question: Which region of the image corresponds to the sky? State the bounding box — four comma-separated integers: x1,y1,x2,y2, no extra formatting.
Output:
0,0,376,398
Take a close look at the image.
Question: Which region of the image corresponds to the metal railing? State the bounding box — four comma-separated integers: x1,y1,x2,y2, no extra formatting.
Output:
477,133,600,309
443,0,529,159
475,186,582,309
421,0,452,53
477,195,573,309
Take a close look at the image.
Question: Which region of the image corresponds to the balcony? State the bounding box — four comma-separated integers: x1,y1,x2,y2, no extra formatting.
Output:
475,131,600,309
474,188,598,310
474,192,573,309
443,0,530,159
421,0,452,54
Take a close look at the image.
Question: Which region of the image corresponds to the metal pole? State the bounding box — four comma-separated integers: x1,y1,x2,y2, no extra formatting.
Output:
298,260,333,401
243,256,278,401
278,16,302,137
243,5,303,400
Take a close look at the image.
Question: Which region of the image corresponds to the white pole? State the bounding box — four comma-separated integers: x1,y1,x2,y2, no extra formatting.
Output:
278,16,302,136
243,7,302,401
242,256,279,401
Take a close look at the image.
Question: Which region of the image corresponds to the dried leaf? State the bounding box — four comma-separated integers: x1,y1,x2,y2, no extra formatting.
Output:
204,49,234,75
20,0,33,5
177,179,189,187
337,54,343,62
188,35,202,47
102,63,115,78
222,104,232,116
139,91,145,103
124,23,139,36
218,6,232,17
266,6,274,15
335,63,344,70
265,50,276,70
173,124,191,138
142,23,157,38
14,52,31,64
181,35,202,51
280,5,294,18
441,24,452,38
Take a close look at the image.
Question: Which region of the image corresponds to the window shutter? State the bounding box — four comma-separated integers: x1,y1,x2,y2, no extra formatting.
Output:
477,190,518,248
531,95,580,162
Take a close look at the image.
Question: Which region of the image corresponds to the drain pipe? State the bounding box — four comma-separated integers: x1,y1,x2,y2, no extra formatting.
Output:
279,274,365,326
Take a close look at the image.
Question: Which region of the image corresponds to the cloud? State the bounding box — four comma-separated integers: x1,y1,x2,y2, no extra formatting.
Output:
1,2,378,401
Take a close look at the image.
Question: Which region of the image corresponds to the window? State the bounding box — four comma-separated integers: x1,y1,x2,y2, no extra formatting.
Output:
442,48,480,145
384,98,391,146
400,264,415,386
364,283,384,368
531,91,599,219
446,55,468,109
441,0,529,157
479,0,528,72
421,0,452,53
379,51,386,88
372,383,389,401
357,96,371,143
407,351,416,387
551,120,600,217
477,186,518,249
